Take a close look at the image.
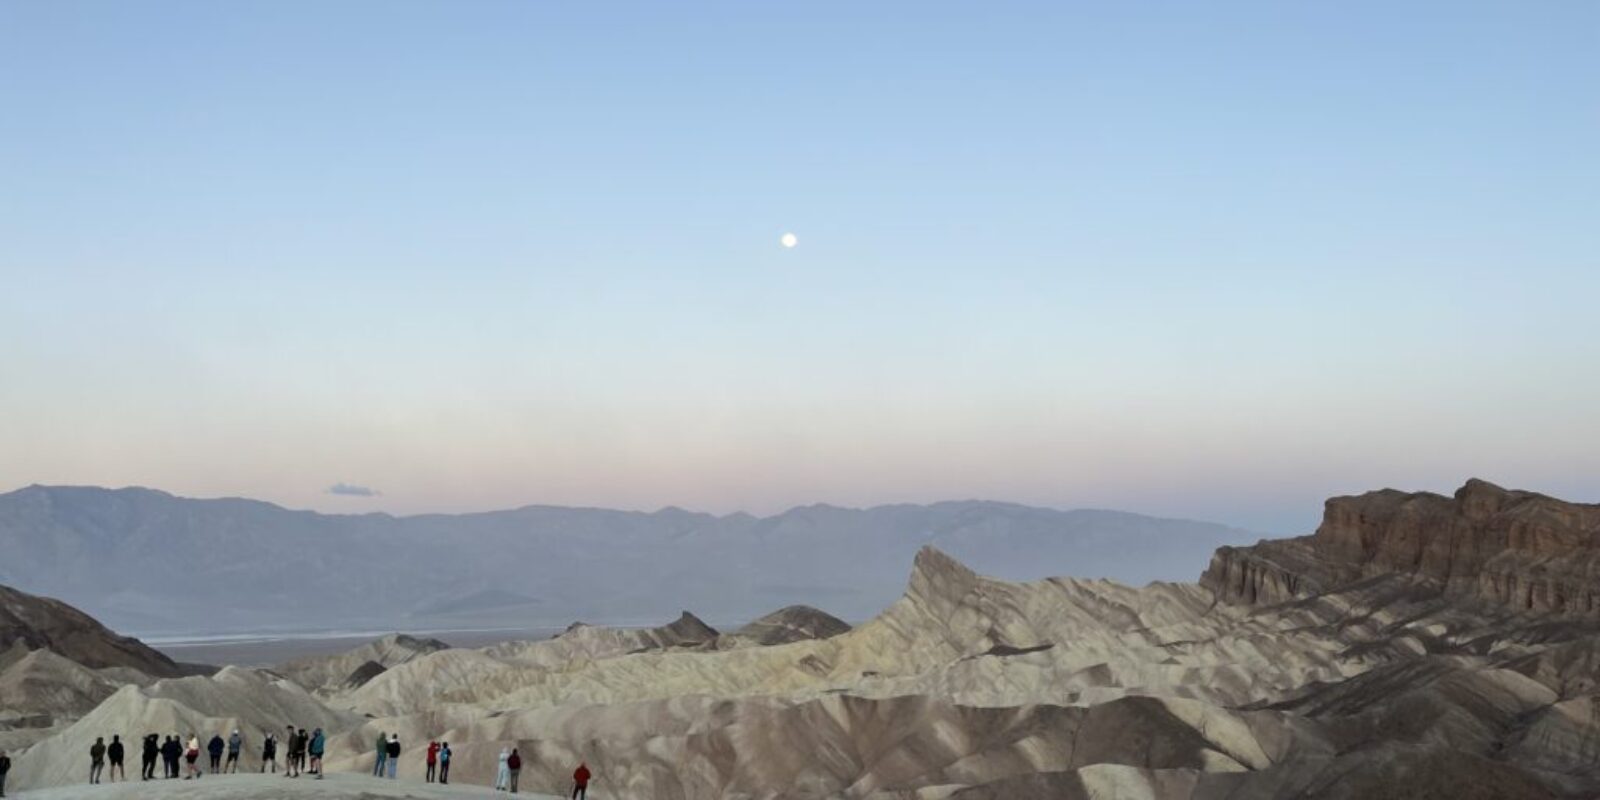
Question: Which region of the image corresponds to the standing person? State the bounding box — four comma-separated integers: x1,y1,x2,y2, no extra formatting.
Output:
507,748,522,794
185,734,202,780
373,731,388,776
572,761,592,800
0,748,10,798
438,742,451,784
385,733,401,779
293,728,308,777
425,741,439,783
283,726,298,777
226,729,243,773
308,728,325,779
261,731,278,773
207,733,225,773
163,735,180,779
107,735,125,782
495,747,510,791
141,734,158,780
89,736,106,784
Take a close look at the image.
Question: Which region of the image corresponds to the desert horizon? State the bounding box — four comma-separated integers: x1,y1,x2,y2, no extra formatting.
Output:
4,1,1596,797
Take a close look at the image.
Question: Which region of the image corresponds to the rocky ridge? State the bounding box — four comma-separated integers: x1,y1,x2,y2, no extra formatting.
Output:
1203,478,1600,613
0,582,181,677
7,479,1600,798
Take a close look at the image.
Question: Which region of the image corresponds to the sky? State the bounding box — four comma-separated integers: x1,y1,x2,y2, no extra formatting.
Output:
2,1,1596,534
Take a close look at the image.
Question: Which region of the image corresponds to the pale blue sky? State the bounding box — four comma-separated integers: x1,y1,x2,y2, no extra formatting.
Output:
2,1,1596,533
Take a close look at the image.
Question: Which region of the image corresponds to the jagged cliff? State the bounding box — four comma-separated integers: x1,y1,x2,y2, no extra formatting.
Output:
1203,479,1600,613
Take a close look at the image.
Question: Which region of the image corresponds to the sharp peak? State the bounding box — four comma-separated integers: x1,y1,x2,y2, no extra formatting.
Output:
910,545,980,585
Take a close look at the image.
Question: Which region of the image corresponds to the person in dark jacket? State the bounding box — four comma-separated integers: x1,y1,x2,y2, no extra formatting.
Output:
107,735,125,782
141,734,158,780
385,734,400,779
261,731,278,773
1,748,11,798
295,728,309,776
162,735,181,779
89,737,106,784
438,741,451,784
207,734,225,773
507,748,522,794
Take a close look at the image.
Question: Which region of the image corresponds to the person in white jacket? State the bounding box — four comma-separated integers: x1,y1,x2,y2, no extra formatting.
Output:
495,747,511,791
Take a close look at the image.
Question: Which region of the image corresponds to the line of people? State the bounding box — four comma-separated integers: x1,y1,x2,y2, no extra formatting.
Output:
81,726,328,784
74,726,593,796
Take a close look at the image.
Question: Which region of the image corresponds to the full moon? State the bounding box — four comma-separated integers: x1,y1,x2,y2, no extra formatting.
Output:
780,232,798,248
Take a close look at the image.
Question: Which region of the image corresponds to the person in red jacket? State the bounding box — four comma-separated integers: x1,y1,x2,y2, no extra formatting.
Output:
572,761,591,799
425,741,439,783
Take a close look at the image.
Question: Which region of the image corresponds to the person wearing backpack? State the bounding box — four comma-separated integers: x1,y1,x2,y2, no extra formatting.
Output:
438,742,451,784
508,748,523,794
261,732,278,773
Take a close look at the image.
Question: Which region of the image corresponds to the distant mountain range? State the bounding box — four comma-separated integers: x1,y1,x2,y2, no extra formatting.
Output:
0,485,1262,633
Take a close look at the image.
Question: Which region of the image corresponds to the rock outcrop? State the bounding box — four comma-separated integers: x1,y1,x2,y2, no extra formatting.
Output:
1203,479,1600,614
731,605,852,646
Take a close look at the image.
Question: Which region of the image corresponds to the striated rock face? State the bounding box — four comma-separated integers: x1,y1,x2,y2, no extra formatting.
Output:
275,632,449,694
0,583,181,677
1203,479,1600,614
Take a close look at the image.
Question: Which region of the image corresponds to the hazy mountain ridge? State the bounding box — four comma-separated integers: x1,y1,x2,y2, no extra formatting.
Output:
7,480,1600,797
0,484,1260,632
